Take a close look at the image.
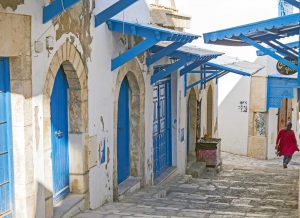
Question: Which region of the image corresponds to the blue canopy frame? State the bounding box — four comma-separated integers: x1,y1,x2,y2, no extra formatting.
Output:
203,13,300,72
284,0,300,9
203,12,300,110
256,41,298,56
95,0,139,27
184,62,251,96
43,0,138,25
43,0,80,23
106,19,200,71
149,45,222,84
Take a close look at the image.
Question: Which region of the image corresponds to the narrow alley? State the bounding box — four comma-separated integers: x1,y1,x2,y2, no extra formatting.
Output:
75,153,299,218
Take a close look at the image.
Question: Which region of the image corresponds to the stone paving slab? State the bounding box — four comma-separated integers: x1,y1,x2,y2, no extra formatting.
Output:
75,152,299,218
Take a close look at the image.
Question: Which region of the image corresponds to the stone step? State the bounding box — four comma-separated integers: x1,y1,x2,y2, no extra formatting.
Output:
154,166,178,186
54,194,86,218
186,162,206,178
118,176,141,200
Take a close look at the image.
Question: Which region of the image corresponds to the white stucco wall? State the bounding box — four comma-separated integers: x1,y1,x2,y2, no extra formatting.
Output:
219,76,250,156
1,0,221,216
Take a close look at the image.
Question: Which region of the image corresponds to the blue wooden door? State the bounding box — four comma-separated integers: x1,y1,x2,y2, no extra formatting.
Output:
117,78,130,184
0,58,14,218
153,79,172,178
51,68,70,203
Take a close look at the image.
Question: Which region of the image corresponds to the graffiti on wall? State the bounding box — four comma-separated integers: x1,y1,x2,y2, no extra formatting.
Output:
238,101,248,112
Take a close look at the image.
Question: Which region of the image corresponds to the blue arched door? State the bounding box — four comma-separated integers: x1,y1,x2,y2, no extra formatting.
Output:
117,78,130,184
51,68,70,203
0,58,14,217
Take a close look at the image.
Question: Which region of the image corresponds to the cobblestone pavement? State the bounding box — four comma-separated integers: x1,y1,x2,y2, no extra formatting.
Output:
75,153,299,218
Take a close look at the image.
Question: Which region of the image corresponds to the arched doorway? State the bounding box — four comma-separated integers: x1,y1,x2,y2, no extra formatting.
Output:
50,67,70,203
187,88,197,159
113,61,145,199
117,78,130,184
207,85,213,138
43,41,88,214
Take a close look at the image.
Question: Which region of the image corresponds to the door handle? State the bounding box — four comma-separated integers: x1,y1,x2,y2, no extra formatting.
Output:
55,130,64,138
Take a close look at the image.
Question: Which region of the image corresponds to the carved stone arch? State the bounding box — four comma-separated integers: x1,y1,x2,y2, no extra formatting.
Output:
187,87,197,167
113,58,145,200
42,41,89,217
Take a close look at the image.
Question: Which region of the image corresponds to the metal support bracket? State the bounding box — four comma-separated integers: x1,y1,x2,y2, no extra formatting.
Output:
95,0,139,27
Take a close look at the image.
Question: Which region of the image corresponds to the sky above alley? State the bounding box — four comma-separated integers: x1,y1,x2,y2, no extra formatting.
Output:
175,0,279,104
176,0,278,62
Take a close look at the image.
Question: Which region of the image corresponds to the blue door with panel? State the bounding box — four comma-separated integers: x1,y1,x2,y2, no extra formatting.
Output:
117,78,130,184
153,79,172,178
51,68,70,203
0,58,14,218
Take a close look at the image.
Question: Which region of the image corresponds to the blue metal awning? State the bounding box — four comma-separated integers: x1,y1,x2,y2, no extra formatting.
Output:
203,13,300,46
203,13,300,73
149,44,223,84
106,19,200,71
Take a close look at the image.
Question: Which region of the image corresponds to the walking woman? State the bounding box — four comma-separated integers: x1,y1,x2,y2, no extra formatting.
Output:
276,121,299,168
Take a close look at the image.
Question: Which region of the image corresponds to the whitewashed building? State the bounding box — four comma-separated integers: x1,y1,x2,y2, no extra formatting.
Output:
0,0,233,217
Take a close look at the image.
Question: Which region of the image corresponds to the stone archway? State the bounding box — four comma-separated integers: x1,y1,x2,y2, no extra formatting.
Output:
187,88,197,157
42,41,88,216
113,59,145,200
207,85,213,138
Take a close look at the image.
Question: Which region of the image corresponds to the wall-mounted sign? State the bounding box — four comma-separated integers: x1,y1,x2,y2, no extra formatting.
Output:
276,57,298,75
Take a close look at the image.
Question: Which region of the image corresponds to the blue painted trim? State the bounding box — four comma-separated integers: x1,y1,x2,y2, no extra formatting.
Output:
107,19,200,42
112,38,158,71
257,41,298,56
184,72,187,97
0,57,15,217
151,58,186,84
43,0,80,23
146,42,186,66
203,13,300,45
240,34,299,72
95,0,138,27
284,0,300,9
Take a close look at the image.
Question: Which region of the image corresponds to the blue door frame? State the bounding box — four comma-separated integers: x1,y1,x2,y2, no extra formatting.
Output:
153,79,172,178
51,68,70,203
0,57,14,218
117,78,130,184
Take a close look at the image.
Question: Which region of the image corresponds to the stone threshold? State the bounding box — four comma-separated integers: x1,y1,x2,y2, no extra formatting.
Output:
118,176,141,200
154,166,177,186
54,194,85,218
